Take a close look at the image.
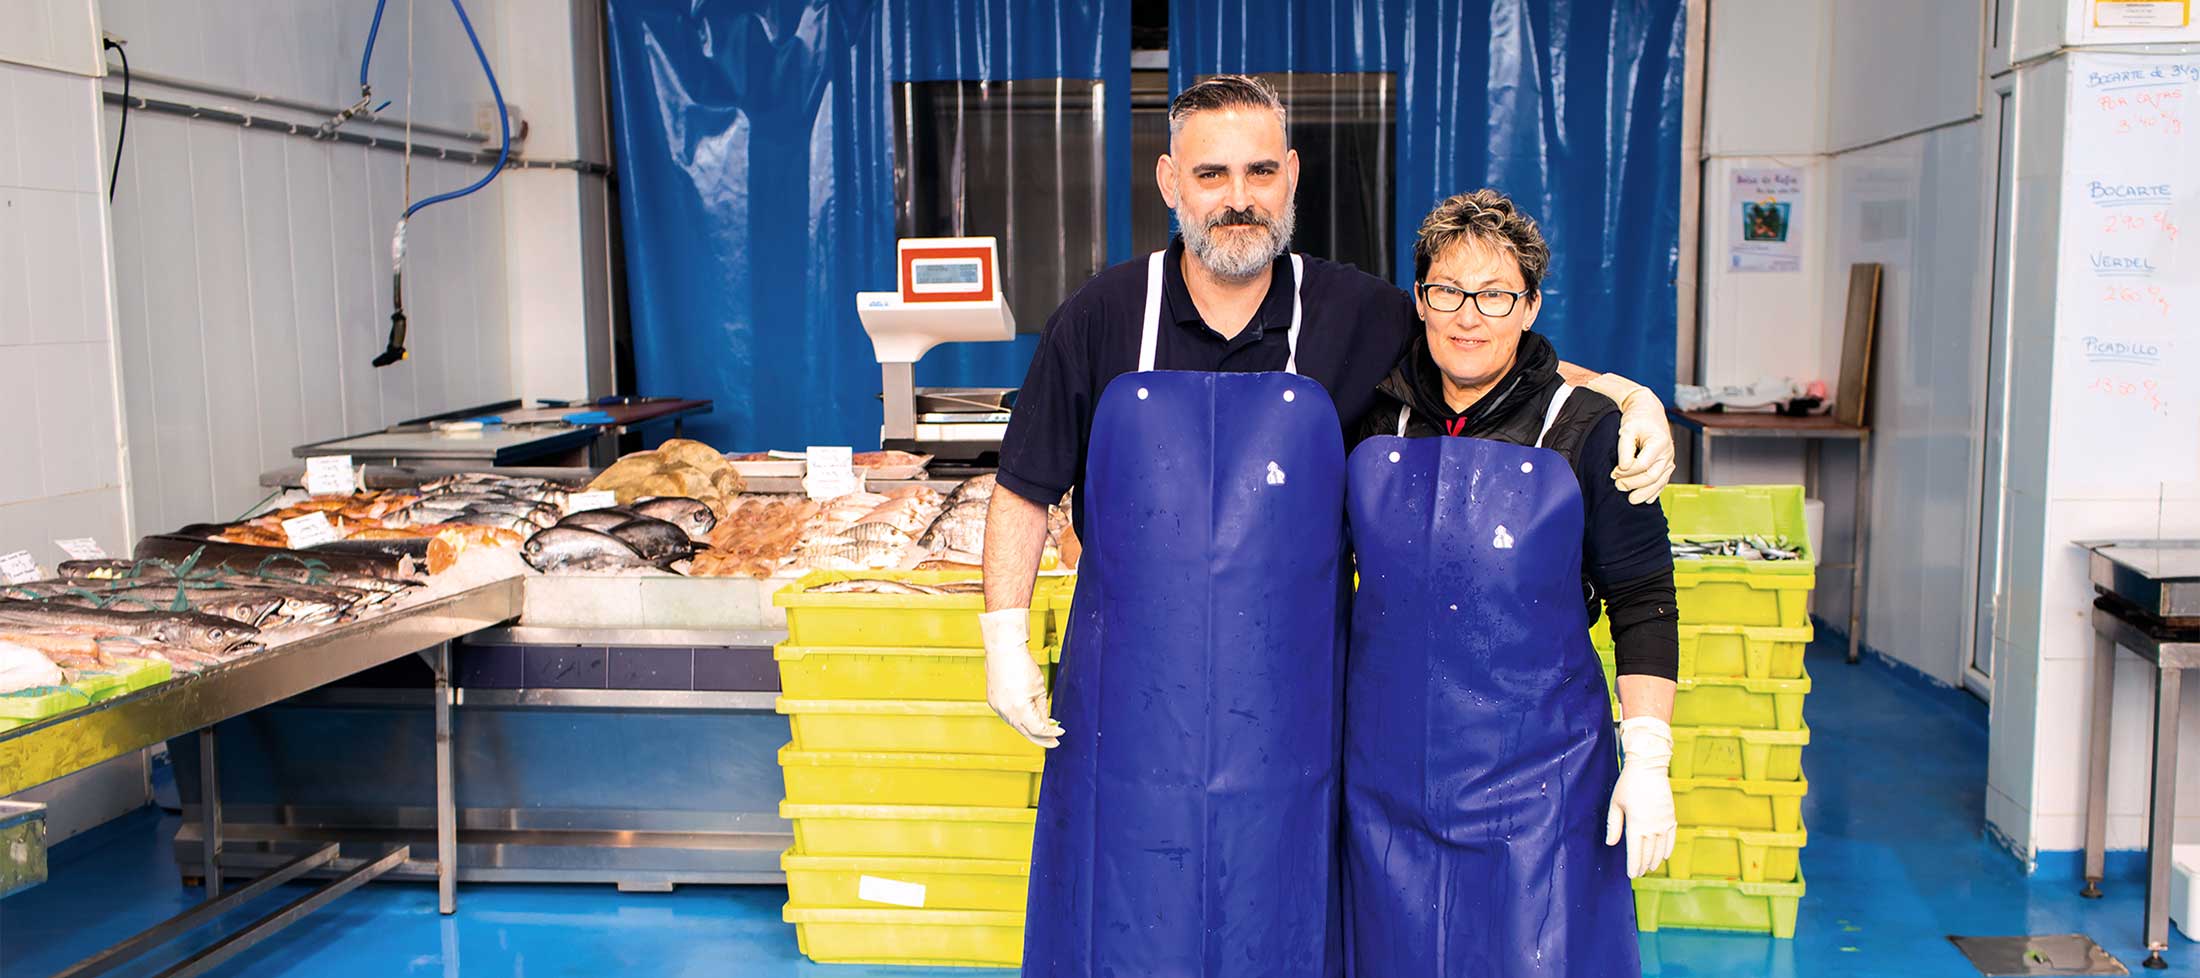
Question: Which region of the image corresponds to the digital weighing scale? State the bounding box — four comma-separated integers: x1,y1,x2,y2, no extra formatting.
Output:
856,237,1019,465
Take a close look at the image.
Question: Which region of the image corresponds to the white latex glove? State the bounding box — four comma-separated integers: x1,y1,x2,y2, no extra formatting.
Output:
1581,373,1678,505
1606,716,1678,879
981,608,1061,748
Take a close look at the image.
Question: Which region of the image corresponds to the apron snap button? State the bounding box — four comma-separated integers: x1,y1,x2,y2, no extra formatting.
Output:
1283,389,1296,402
1388,451,1401,463
1137,387,1149,400
1520,461,1534,473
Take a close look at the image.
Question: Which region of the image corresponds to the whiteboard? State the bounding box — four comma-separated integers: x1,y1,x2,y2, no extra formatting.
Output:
2055,52,2200,490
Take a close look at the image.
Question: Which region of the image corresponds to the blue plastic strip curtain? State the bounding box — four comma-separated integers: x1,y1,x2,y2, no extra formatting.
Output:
1172,0,1686,393
604,0,1127,450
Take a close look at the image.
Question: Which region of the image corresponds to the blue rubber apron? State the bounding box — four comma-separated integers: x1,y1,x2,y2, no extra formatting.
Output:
1022,251,1350,978
1341,390,1639,978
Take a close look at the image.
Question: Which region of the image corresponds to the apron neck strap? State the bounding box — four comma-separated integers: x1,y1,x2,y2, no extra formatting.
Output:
1139,249,1304,375
1535,384,1575,448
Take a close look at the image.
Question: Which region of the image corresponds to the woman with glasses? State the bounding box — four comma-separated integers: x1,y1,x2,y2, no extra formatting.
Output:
1341,189,1679,977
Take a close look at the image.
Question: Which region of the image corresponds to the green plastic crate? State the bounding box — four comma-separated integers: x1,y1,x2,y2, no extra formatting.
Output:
0,686,92,722
1602,661,1810,730
1663,485,1816,628
1670,725,1810,781
1671,776,1808,833
1650,825,1806,883
1633,875,1804,938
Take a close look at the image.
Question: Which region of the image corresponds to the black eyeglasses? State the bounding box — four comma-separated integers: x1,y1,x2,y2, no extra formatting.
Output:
1418,283,1530,317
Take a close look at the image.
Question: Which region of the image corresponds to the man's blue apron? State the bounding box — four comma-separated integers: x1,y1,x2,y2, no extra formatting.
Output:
1341,389,1639,978
1021,250,1349,978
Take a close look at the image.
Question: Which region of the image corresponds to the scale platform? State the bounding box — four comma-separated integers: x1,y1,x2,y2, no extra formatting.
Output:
2084,539,2200,627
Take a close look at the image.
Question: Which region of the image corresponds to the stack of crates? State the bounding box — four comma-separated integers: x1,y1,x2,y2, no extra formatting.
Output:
1597,485,1814,939
771,570,1068,968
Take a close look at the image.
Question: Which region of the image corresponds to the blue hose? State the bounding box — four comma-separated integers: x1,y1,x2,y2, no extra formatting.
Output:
356,0,511,217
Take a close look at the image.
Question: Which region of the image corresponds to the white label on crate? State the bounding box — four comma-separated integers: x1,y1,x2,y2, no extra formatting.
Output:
857,875,928,908
0,551,40,584
54,538,106,561
282,512,339,548
305,455,357,497
566,490,619,514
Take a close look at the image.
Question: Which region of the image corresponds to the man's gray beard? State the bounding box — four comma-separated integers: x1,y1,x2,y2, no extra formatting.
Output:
1179,200,1296,280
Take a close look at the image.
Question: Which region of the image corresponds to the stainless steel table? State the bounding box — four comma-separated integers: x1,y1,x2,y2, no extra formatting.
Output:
3,578,522,978
2078,540,2200,971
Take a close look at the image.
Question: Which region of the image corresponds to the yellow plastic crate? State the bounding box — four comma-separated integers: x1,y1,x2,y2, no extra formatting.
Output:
782,851,1031,912
1664,485,1816,628
1650,825,1806,883
1670,725,1810,781
781,803,1037,860
1677,624,1811,679
777,699,1042,758
776,643,1058,701
774,571,1046,650
779,745,1044,807
1670,776,1808,833
1601,664,1810,730
785,906,1025,967
1632,875,1804,938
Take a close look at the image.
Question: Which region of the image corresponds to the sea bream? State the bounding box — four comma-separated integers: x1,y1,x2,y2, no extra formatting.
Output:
606,518,694,562
520,527,661,573
630,497,717,541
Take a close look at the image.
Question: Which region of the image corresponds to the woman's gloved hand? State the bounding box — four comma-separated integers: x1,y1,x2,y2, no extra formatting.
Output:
1582,373,1678,505
1606,716,1678,878
981,608,1062,748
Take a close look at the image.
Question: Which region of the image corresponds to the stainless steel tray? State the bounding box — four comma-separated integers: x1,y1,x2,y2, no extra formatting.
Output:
2082,539,2200,621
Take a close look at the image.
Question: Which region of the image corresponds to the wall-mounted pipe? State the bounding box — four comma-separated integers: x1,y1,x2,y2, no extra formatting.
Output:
111,67,490,145
98,90,612,177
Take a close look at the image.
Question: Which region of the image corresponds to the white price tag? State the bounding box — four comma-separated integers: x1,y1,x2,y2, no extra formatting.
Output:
0,551,41,584
857,875,928,908
802,446,862,500
54,538,107,561
282,512,339,548
305,455,358,497
566,490,619,514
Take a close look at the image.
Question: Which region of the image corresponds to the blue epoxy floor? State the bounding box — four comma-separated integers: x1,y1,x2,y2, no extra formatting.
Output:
1,636,2191,977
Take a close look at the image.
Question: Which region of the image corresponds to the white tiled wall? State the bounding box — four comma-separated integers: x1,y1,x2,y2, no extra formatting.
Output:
1698,1,1994,685
0,53,133,565
95,0,520,532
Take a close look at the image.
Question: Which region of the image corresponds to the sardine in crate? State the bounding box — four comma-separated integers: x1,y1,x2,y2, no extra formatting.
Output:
773,571,1053,650
1661,485,1816,629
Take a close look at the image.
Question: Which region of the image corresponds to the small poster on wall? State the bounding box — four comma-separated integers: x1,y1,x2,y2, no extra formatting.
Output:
1731,167,1806,273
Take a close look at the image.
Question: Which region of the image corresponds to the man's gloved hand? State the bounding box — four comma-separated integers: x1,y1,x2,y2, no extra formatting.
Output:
1582,373,1678,505
1606,716,1678,878
981,608,1061,749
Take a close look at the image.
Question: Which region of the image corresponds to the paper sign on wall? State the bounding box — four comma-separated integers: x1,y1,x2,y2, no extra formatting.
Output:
305,455,358,497
2096,1,2190,27
1730,168,1806,273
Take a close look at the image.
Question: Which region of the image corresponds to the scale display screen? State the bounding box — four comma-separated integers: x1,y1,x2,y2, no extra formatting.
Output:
898,241,996,303
910,258,983,291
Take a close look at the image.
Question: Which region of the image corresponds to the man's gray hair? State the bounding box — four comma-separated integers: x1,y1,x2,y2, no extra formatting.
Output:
1167,74,1288,139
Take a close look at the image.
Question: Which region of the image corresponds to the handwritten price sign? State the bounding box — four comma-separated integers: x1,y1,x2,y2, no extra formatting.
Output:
2100,284,2174,316
2086,376,2171,416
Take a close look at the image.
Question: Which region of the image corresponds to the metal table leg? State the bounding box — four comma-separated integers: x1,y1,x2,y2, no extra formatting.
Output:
433,640,457,915
2144,664,2182,969
1849,433,1871,664
2084,628,2117,898
198,728,221,900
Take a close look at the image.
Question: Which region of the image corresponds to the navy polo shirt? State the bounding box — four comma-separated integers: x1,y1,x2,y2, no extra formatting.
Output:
998,235,1417,529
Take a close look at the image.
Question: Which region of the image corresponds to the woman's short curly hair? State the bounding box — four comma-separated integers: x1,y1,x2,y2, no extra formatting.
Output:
1412,189,1549,299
